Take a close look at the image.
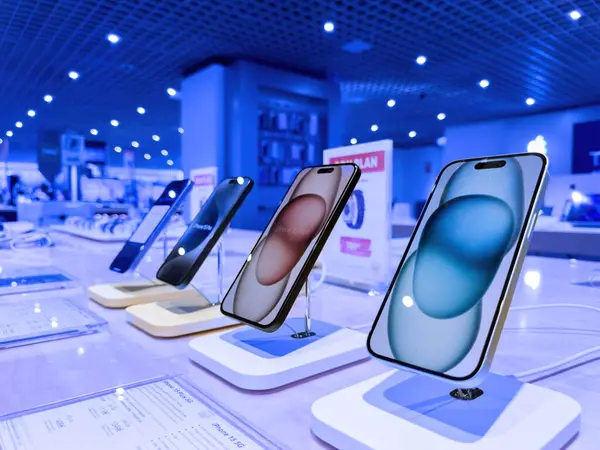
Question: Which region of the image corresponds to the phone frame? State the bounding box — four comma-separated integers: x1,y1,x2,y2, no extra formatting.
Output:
109,179,192,274
220,163,361,332
367,152,548,382
156,177,254,289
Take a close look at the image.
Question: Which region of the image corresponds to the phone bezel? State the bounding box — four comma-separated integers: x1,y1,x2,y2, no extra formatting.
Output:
156,177,254,289
366,152,548,382
220,163,361,332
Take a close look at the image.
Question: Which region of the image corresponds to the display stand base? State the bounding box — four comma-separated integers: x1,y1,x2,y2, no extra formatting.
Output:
188,318,368,390
126,295,237,338
311,370,581,450
88,280,200,308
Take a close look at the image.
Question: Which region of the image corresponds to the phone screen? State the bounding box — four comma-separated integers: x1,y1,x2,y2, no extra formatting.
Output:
129,205,171,244
368,153,546,380
156,177,253,288
109,180,191,273
221,165,359,329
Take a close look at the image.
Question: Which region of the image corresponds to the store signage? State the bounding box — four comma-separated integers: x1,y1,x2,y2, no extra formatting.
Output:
189,166,218,219
323,139,393,291
61,133,85,166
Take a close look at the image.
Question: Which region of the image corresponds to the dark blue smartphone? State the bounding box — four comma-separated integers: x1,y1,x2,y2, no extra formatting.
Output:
109,179,192,273
156,177,253,289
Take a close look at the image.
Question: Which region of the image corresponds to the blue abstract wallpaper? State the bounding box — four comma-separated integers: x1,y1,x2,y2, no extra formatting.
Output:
369,155,544,378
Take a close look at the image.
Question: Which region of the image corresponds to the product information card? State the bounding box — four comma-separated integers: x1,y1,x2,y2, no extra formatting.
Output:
323,139,393,290
0,297,105,347
0,378,268,450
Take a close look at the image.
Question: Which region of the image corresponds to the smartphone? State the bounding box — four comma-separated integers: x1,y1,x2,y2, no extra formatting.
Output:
110,180,192,273
156,177,254,289
367,153,548,383
220,164,361,332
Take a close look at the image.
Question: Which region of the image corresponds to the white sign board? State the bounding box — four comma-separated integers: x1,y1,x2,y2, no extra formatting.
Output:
323,139,393,291
189,166,218,219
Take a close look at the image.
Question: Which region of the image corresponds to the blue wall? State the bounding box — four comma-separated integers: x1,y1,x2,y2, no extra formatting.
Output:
393,146,443,204
444,105,600,174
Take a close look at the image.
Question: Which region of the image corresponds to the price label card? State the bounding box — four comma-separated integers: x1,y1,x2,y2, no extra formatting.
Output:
0,377,281,450
0,297,106,348
0,266,75,296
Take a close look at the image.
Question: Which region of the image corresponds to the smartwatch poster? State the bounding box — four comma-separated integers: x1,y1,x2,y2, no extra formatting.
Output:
323,139,393,291
189,166,218,220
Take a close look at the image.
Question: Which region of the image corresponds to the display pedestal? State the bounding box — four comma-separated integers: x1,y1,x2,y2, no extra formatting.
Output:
311,370,581,450
126,295,237,337
188,317,367,390
124,238,235,337
89,279,200,308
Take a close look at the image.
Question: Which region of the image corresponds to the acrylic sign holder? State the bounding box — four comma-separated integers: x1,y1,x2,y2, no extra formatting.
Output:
126,234,237,337
188,263,369,391
311,368,581,449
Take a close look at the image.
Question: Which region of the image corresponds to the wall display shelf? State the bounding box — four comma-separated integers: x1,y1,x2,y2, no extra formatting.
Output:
257,92,328,188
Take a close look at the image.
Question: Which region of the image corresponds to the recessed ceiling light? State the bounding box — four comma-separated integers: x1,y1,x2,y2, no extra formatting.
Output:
167,159,174,166
131,141,139,148
0,138,2,144
350,138,357,145
437,113,446,120
43,95,53,103
144,153,151,160
409,131,417,138
152,134,160,142
137,106,146,115
15,121,23,128
110,119,119,127
90,128,98,135
479,79,490,88
6,131,13,137
106,33,121,44
526,97,536,106
114,146,122,153
416,55,427,65
323,21,335,33
178,127,184,134
568,10,582,21
166,87,177,96
371,124,379,132
68,71,79,80
387,99,396,108
437,136,448,146
161,149,168,156
27,110,36,117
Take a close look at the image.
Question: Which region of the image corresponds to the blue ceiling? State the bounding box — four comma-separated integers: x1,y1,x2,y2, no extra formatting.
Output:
1,0,600,168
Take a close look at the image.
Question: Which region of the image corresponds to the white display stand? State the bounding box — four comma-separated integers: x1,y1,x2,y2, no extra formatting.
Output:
89,278,201,308
188,273,368,390
124,237,237,337
311,370,581,450
126,296,236,337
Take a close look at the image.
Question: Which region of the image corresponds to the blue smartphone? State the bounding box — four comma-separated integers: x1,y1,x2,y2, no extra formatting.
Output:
156,177,253,289
110,180,192,273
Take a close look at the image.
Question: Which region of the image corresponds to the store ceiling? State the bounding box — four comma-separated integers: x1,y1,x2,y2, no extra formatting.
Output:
1,0,599,167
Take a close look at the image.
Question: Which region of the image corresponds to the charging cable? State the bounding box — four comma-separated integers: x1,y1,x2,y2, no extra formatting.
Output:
509,303,600,381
